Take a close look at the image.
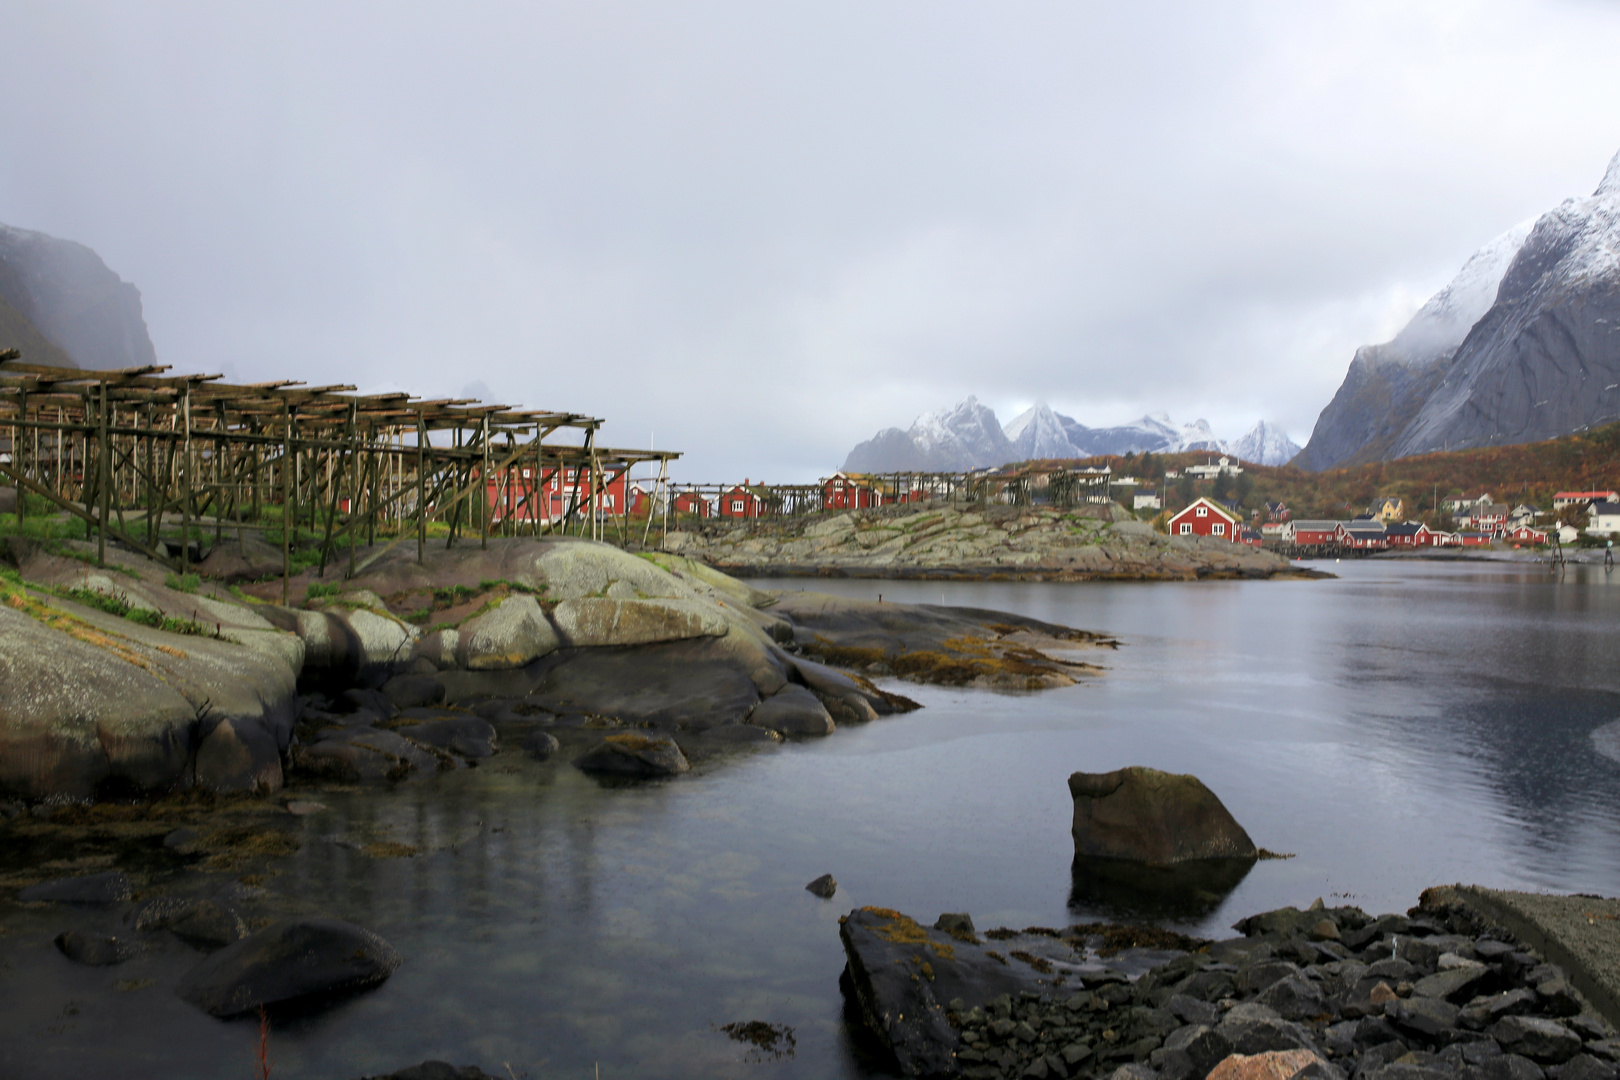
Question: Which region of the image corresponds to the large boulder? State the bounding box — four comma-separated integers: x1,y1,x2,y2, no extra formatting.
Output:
396,714,498,758
525,637,765,731
456,595,559,670
550,597,727,647
194,717,284,793
295,727,441,783
1069,767,1257,865
746,685,835,736
174,917,402,1017
573,733,690,777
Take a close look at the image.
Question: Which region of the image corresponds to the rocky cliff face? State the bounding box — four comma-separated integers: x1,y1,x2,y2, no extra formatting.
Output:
0,222,157,369
1297,150,1620,470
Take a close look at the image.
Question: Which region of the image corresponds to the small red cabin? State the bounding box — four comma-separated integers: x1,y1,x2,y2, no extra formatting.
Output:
823,472,884,510
673,491,712,518
719,484,766,519
1167,497,1242,541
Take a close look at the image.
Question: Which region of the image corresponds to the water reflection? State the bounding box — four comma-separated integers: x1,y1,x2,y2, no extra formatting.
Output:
1067,856,1255,921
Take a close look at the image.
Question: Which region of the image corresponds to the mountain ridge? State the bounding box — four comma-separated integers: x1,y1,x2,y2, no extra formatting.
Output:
0,222,157,370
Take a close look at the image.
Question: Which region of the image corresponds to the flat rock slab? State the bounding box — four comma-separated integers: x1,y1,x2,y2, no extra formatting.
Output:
18,870,133,904
174,917,402,1017
55,930,139,965
526,638,764,730
396,716,498,758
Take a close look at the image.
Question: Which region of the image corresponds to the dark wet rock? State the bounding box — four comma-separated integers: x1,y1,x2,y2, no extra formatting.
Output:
195,716,284,794
520,730,560,760
164,827,200,849
1485,1054,1549,1080
1169,993,1222,1028
746,684,835,737
1386,995,1461,1039
1163,1023,1233,1076
573,733,690,777
174,917,401,1017
473,698,554,725
1216,1002,1317,1055
1558,1056,1620,1080
1256,975,1326,1021
381,674,446,710
170,899,250,950
341,687,397,719
1462,988,1539,1028
55,930,138,965
18,870,132,904
353,1064,501,1080
1491,1017,1582,1064
1535,979,1585,1018
1068,766,1256,865
935,913,975,937
397,715,498,759
1413,965,1489,1003
295,726,440,782
699,724,781,745
805,874,837,899
1237,960,1303,995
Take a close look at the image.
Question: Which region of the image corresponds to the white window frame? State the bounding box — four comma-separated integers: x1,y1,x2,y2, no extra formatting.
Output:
1196,506,1207,517
1179,523,1193,535
1212,523,1225,536
731,500,745,512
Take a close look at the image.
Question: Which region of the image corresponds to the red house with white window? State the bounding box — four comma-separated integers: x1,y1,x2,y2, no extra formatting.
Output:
1503,524,1547,544
672,491,712,518
484,465,629,524
823,472,884,510
1167,497,1242,541
719,483,766,518
1291,521,1347,546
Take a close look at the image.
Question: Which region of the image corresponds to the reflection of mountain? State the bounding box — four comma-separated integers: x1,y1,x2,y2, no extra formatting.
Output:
1067,856,1254,922
845,398,1300,471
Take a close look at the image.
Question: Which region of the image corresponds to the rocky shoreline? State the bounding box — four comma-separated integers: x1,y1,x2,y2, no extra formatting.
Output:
662,503,1322,582
838,889,1620,1080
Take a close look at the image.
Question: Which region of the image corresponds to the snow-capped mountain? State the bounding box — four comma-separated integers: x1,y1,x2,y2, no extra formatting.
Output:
843,395,1016,472
845,398,1298,472
1230,421,1302,466
1298,147,1620,469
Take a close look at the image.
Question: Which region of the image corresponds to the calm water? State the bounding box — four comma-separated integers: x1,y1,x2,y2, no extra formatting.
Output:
5,560,1620,1079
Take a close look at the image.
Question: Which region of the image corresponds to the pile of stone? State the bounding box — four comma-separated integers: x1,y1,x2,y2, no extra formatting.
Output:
944,898,1619,1080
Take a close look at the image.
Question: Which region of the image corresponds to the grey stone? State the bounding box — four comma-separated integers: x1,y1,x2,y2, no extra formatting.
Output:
19,870,132,904
1483,1055,1548,1080
1385,996,1461,1039
1069,766,1256,864
550,597,726,648
1163,1023,1232,1076
381,674,446,710
698,724,781,745
573,734,690,777
342,687,397,718
175,917,401,1017
805,874,837,899
457,595,560,670
194,717,284,794
295,726,440,782
1555,1055,1619,1080
520,730,560,760
1217,1003,1317,1055
1461,989,1539,1029
934,913,975,936
55,930,137,965
1168,994,1221,1028
1491,1017,1582,1065
169,898,250,950
1108,1067,1156,1080
745,684,834,736
1238,961,1304,994
397,715,498,759
1569,1015,1615,1041
1257,975,1328,1021
1535,980,1584,1018
1412,966,1488,1003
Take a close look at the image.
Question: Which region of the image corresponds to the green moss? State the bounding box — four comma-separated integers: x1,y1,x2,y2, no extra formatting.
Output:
306,582,343,600
164,572,201,594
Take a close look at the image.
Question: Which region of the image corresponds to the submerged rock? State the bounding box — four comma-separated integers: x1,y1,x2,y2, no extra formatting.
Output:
747,685,835,736
397,714,498,758
520,730,560,760
806,873,837,898
1068,766,1257,865
573,733,690,777
295,727,441,783
19,871,133,904
174,917,402,1017
55,930,138,965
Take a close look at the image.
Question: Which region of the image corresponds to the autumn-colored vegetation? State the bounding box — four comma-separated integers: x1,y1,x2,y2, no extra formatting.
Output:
1044,422,1620,523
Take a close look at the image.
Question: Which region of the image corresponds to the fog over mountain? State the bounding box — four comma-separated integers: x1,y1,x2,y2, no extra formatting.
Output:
1297,150,1620,470
842,399,1300,473
0,223,155,370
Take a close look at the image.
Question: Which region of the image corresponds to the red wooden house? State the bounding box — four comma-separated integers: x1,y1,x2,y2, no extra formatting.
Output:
1502,524,1547,544
672,491,712,518
719,483,766,519
823,472,884,510
1167,497,1242,541
485,465,629,524
1290,521,1346,546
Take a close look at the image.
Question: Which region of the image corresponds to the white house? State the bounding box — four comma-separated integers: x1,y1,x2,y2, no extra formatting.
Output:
1586,501,1620,537
1133,492,1162,511
1183,456,1244,479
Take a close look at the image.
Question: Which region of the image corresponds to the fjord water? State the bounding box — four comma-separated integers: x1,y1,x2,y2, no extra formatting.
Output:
7,561,1620,1079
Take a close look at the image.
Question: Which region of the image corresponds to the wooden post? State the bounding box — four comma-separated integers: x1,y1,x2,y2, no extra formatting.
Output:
14,387,25,526
480,413,490,550
416,416,426,564
97,381,110,565
180,384,192,572
281,402,293,606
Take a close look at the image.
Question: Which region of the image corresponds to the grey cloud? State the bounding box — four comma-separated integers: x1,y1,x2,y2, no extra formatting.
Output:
2,1,1618,479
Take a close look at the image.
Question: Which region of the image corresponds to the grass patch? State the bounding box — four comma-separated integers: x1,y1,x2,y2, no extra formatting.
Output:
306,582,343,600
164,572,201,594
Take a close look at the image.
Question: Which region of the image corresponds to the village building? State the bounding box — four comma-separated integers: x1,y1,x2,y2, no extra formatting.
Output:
822,472,884,510
1265,501,1291,522
673,491,712,518
719,482,767,519
1182,456,1243,479
1133,491,1162,511
1383,522,1429,547
1342,518,1389,550
1237,527,1265,547
1585,501,1620,537
1291,520,1346,546
1167,496,1241,540
1442,494,1494,514
1554,490,1618,511
1369,496,1403,522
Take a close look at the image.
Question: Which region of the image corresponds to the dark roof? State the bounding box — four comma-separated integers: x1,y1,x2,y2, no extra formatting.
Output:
1384,523,1424,537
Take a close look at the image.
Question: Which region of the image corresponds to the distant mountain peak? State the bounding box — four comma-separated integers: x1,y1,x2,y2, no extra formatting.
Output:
1598,149,1620,197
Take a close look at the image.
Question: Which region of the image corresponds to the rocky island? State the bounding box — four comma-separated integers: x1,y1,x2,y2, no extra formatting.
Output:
663,503,1311,582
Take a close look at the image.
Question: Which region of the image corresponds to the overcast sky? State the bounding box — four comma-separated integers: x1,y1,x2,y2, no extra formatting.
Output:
3,2,1619,480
